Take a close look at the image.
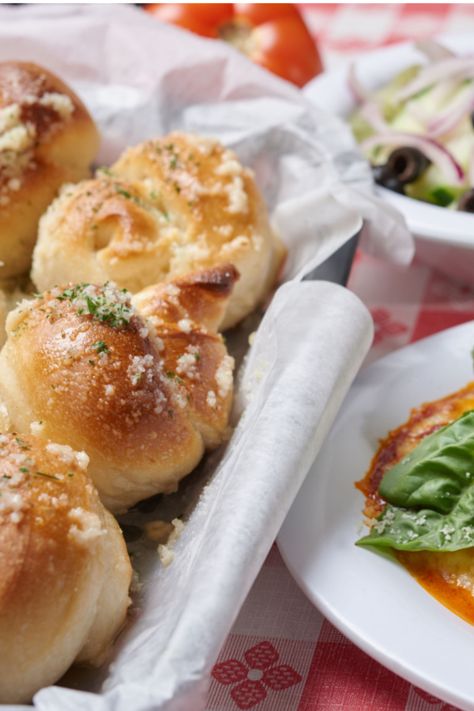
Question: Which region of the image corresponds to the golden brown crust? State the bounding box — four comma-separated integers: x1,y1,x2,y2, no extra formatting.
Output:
133,264,239,332
0,270,235,511
0,62,99,280
0,62,95,158
32,132,284,328
0,433,131,703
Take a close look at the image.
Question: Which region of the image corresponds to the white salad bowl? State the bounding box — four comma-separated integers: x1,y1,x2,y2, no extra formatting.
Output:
304,34,474,285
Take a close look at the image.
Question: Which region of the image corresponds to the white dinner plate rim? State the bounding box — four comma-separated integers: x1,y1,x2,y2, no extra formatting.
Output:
278,321,474,711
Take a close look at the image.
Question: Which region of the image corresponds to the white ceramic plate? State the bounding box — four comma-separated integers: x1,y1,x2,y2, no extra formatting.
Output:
278,321,474,711
304,35,474,283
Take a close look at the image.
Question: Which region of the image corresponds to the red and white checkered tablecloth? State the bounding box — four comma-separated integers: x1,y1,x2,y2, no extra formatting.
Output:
207,5,474,711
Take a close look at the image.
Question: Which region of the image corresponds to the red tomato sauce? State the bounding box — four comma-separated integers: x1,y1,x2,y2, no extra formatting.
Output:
356,381,474,625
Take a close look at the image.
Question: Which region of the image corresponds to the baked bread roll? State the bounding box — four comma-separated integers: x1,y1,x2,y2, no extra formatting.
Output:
0,433,131,704
0,61,99,281
0,286,31,349
0,266,237,511
32,132,284,328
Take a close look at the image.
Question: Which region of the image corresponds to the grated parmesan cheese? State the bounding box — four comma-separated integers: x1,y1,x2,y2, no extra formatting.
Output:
127,353,155,386
176,353,197,380
38,92,74,120
68,507,105,545
0,124,35,154
0,489,26,524
157,517,185,566
206,390,217,409
215,157,242,177
76,451,89,471
46,442,76,463
177,318,192,333
0,104,21,134
44,443,89,471
216,224,233,238
215,355,235,398
226,176,248,214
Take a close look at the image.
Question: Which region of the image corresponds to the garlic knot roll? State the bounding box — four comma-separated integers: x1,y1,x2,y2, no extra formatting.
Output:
0,267,238,510
0,433,131,704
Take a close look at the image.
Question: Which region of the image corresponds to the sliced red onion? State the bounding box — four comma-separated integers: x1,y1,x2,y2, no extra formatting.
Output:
360,132,465,184
427,85,474,137
359,102,390,133
347,63,369,104
404,101,429,125
403,77,468,129
396,57,474,102
415,39,455,62
424,76,459,106
469,146,474,187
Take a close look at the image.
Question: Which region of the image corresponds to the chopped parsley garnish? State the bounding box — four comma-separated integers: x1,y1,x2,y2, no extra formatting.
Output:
35,471,59,481
166,371,184,384
15,437,30,450
56,283,133,329
92,340,109,354
19,467,29,473
114,186,143,206
116,187,132,200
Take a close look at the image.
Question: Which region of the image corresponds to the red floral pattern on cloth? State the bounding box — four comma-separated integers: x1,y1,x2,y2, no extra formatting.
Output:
212,641,302,709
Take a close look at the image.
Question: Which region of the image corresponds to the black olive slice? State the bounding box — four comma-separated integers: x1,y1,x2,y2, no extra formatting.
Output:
458,188,474,212
385,147,431,184
372,165,404,194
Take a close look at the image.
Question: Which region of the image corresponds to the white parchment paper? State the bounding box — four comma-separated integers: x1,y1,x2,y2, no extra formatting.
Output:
0,5,402,710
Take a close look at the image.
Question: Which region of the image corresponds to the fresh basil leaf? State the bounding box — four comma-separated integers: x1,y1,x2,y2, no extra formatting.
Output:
357,486,474,552
357,410,474,552
380,410,474,513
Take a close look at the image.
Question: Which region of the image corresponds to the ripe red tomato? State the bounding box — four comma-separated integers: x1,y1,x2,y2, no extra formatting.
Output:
145,3,323,87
